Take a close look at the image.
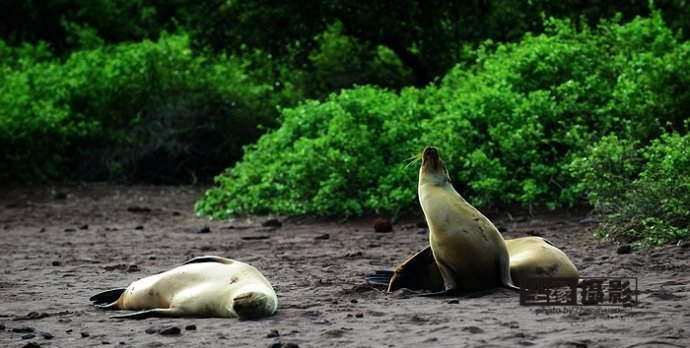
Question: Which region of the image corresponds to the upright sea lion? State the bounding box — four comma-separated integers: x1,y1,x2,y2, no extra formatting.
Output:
90,255,277,319
504,236,579,287
415,146,517,294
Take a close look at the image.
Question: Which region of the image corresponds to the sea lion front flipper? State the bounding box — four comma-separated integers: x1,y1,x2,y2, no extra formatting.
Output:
90,288,126,308
387,246,443,292
111,308,182,319
499,253,520,292
183,255,235,265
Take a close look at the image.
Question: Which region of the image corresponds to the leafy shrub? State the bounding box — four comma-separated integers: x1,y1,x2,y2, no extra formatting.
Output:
197,12,690,220
571,132,690,247
1,33,291,182
195,86,430,218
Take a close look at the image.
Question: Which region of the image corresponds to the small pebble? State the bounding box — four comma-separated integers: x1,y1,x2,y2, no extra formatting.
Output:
463,326,484,334
314,234,330,240
355,313,363,318
197,226,211,234
80,331,89,338
185,324,196,331
12,326,35,333
266,330,280,338
350,299,358,304
267,338,282,348
127,265,140,272
159,326,181,336
145,326,160,334
616,245,632,254
51,261,61,266
447,299,459,304
373,218,393,232
262,219,282,228
79,224,89,230
22,333,36,339
134,225,144,230
42,332,54,339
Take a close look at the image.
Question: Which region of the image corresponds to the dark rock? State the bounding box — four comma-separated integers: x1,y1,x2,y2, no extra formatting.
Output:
373,218,393,233
314,234,330,240
262,219,282,228
350,299,358,304
266,329,280,338
355,313,364,318
53,192,68,199
22,333,36,339
12,326,35,333
463,326,484,334
579,217,598,226
267,338,282,348
159,326,181,336
127,206,151,213
51,261,61,266
80,331,89,338
127,265,140,272
42,332,54,339
79,224,89,230
284,343,300,348
22,342,41,348
145,326,160,334
134,225,144,230
185,325,196,331
241,235,270,240
197,226,211,234
447,299,460,304
64,228,76,232
616,245,632,254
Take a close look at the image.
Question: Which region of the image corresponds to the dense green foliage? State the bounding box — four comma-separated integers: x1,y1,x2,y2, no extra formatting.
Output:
197,14,690,225
572,132,690,247
0,33,289,181
3,2,690,246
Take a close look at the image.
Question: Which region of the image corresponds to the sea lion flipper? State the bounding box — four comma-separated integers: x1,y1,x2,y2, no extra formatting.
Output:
499,253,520,291
415,260,457,296
90,288,126,307
112,308,181,319
183,255,235,265
367,270,394,285
387,246,442,292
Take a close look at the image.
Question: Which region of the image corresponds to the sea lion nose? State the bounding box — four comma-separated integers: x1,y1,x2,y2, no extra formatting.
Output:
423,146,439,161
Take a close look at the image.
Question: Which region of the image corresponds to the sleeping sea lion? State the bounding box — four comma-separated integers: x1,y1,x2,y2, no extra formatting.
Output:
504,236,579,287
89,255,277,319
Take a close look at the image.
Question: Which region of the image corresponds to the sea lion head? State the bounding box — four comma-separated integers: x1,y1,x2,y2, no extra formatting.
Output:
419,146,451,186
231,290,277,320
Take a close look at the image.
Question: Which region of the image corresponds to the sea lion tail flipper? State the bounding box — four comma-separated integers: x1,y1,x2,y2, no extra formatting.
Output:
183,255,234,265
111,308,181,319
367,270,394,285
90,288,126,308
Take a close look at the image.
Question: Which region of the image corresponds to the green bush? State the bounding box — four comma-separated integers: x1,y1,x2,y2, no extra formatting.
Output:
1,33,291,182
571,132,690,247
197,13,690,219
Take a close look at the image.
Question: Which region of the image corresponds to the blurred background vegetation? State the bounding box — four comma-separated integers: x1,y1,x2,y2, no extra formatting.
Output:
1,0,688,246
